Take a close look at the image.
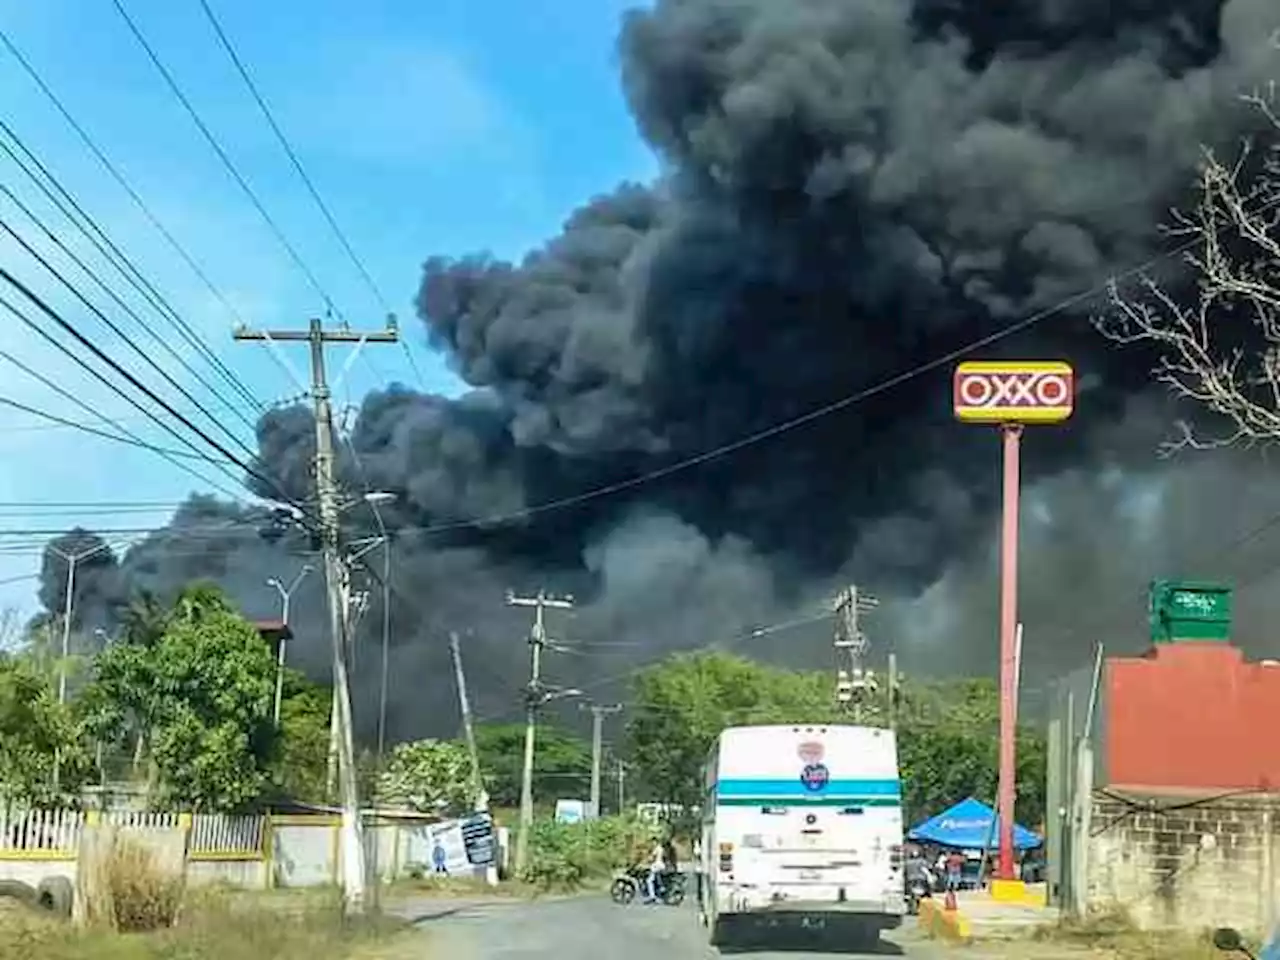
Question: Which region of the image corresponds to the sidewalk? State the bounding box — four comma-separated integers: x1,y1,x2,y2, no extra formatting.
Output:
956,887,1058,937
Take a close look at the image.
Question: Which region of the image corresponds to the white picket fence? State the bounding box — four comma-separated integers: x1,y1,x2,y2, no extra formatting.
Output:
0,809,266,857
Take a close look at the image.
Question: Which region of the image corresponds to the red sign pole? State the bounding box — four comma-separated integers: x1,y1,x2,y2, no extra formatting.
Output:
996,422,1022,881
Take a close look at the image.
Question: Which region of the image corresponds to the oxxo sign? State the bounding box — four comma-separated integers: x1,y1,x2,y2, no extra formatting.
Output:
952,361,1075,424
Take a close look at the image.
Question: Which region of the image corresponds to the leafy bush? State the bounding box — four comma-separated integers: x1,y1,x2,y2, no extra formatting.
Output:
520,814,655,890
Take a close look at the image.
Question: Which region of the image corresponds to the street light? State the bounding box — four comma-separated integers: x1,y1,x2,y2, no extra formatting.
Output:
266,565,313,725
47,540,116,705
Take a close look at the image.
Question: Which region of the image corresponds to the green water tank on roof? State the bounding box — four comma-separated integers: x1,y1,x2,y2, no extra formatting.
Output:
1148,579,1233,644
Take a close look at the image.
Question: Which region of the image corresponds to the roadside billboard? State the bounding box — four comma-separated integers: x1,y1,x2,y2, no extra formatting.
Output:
952,361,1074,424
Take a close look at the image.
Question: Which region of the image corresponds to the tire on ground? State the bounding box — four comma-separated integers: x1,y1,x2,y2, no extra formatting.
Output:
37,875,74,918
0,879,38,907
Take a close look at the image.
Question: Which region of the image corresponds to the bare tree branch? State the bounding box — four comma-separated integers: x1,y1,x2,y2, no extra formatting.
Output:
1097,89,1280,453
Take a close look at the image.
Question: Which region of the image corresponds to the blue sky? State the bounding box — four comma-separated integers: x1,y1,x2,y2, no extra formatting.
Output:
0,0,656,623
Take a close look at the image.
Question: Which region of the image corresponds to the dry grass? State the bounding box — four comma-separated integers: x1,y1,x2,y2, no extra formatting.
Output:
103,837,185,932
0,886,412,960
1016,906,1234,960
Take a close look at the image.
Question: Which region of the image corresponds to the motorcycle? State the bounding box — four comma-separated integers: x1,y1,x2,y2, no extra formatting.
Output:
906,876,932,916
610,866,686,906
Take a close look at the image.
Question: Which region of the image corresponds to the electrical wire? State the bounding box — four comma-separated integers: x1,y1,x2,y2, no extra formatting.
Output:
0,268,314,520
195,0,383,314
0,174,261,440
0,295,253,500
0,212,262,463
0,32,266,414
194,0,430,393
0,393,238,468
472,609,837,725
109,0,340,317
337,199,1280,536
0,338,227,461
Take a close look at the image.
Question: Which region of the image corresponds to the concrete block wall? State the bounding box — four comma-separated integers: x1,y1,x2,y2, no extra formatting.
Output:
1087,791,1277,931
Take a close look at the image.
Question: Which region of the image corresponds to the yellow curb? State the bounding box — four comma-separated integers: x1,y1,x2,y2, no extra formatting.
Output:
918,898,972,944
988,879,1047,906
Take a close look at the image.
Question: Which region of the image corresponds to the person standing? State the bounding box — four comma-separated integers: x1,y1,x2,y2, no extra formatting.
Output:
945,850,964,891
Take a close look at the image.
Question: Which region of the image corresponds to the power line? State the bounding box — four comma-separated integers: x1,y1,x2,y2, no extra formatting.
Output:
0,31,266,413
0,267,312,517
193,1,431,394
0,212,263,464
0,171,261,439
379,208,1280,536
0,393,238,470
195,0,386,314
109,0,340,316
0,122,262,421
0,295,251,501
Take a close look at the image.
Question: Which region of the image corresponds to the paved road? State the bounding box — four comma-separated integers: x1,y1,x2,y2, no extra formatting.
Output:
399,895,952,959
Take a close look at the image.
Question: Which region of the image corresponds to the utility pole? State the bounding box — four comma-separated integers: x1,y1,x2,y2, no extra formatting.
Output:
616,759,627,815
833,585,878,722
581,703,622,819
235,315,398,916
507,590,574,874
450,631,498,886
886,651,899,731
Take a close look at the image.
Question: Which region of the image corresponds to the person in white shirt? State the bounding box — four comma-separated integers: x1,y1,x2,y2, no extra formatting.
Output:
643,839,665,904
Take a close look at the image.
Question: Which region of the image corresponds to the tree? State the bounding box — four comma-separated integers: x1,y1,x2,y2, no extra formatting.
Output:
0,653,86,809
473,722,592,807
81,584,276,811
1099,93,1280,451
376,739,474,815
624,652,1047,828
625,652,835,811
267,669,332,803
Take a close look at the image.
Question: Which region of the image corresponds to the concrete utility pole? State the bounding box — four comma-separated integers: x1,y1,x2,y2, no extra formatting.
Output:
581,703,622,819
833,585,878,722
450,631,498,886
235,316,398,916
616,758,627,815
886,651,899,731
267,564,313,725
507,590,574,874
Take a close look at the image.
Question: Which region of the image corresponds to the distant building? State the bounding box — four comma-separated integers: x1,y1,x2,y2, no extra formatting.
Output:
251,619,292,656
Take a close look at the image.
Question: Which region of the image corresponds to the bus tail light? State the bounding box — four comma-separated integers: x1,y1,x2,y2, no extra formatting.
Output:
718,842,734,873
889,844,903,869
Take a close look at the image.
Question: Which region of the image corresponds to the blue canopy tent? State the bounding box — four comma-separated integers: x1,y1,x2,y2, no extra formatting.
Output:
907,797,1042,850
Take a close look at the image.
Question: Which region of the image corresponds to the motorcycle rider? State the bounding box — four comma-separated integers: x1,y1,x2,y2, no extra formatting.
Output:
904,845,931,906
642,835,667,904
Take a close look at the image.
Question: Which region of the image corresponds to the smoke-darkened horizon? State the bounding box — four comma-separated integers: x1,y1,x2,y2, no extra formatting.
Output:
33,0,1280,741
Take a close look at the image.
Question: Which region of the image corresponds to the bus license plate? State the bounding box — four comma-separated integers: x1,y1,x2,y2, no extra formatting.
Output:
799,869,821,880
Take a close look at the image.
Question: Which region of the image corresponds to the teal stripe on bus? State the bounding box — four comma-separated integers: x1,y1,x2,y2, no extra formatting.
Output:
715,796,901,807
716,777,900,798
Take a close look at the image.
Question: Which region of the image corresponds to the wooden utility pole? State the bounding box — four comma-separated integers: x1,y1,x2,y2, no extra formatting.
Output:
581,703,622,819
235,316,398,915
507,590,574,874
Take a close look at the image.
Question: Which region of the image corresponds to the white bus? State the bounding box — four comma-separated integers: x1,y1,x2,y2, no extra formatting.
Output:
697,724,906,948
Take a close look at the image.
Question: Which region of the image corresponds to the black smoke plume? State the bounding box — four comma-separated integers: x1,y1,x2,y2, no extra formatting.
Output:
36,0,1280,740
